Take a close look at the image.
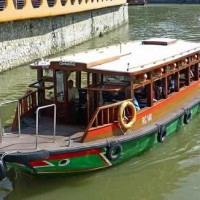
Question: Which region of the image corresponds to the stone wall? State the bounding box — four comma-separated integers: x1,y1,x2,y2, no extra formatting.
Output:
0,5,128,72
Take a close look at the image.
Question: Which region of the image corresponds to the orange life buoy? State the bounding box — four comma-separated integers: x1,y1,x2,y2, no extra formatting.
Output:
118,101,137,129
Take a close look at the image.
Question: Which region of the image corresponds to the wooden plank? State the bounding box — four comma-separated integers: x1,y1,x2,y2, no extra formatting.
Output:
174,71,180,92
185,67,190,86
87,56,120,68
107,108,110,124
87,83,128,92
193,63,199,81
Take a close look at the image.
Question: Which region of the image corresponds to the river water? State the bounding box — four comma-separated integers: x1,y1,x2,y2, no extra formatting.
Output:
1,4,200,200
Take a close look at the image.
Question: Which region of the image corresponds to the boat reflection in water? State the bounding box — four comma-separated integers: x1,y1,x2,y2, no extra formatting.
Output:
0,176,13,199
127,0,147,6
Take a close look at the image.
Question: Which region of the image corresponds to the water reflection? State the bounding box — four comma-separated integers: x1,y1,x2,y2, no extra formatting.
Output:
0,178,12,200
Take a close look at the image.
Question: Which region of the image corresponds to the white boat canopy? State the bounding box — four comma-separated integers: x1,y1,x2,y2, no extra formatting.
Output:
31,38,200,74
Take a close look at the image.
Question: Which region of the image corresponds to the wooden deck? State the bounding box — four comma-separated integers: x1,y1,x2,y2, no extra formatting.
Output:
0,117,85,151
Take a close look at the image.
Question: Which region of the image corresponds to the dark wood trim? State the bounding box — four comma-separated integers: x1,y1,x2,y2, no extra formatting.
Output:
87,73,90,87
163,77,168,99
146,83,153,107
92,73,98,110
174,71,180,92
76,71,81,88
87,89,90,123
130,80,134,99
193,63,199,81
185,67,190,86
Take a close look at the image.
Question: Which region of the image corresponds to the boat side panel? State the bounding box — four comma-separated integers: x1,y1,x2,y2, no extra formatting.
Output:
7,102,200,175
8,132,158,174
83,80,200,142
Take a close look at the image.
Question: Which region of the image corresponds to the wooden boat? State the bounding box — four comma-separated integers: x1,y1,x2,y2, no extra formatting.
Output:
0,38,200,180
127,0,147,5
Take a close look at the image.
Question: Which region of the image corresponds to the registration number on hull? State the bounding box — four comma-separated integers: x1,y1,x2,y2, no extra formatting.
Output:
142,113,153,125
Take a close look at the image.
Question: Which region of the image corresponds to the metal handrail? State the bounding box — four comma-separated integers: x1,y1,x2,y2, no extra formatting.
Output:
35,104,56,149
0,100,21,143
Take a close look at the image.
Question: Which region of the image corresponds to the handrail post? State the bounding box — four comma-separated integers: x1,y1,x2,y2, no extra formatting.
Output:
0,107,3,143
36,108,39,149
36,104,56,149
17,101,21,137
53,105,56,143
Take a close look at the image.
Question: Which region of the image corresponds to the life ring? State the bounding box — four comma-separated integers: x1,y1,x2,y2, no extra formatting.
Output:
118,101,137,129
157,125,166,143
106,142,123,161
183,110,191,124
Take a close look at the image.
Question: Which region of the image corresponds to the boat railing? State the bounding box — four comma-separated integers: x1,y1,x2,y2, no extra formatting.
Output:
10,90,39,132
0,100,21,143
85,99,131,132
18,90,38,117
35,104,56,149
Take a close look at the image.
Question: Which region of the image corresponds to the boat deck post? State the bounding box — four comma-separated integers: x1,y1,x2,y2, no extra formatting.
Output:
36,104,56,149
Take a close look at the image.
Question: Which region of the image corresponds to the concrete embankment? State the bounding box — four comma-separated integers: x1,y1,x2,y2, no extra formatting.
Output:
0,4,128,73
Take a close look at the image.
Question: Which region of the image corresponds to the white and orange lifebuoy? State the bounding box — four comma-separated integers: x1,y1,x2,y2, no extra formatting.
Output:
118,101,137,129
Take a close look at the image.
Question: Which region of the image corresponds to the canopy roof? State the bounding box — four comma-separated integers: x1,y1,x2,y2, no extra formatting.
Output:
31,38,200,75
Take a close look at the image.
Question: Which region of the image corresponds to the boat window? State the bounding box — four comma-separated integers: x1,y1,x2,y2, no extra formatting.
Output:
44,68,52,76
167,74,175,95
103,75,129,84
42,69,54,101
44,83,54,101
102,91,125,105
80,72,87,88
134,86,147,109
56,71,64,102
190,65,195,82
67,72,76,84
153,80,163,100
179,69,187,88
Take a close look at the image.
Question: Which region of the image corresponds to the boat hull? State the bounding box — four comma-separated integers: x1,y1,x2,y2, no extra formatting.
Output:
6,102,200,176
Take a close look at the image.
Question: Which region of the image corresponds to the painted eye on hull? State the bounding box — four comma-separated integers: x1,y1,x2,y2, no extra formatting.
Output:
58,159,70,166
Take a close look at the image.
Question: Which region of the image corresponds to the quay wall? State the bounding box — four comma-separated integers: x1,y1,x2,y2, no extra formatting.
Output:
0,4,128,73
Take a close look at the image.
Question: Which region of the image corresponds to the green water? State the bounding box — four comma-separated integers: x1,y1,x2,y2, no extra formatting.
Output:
1,4,200,200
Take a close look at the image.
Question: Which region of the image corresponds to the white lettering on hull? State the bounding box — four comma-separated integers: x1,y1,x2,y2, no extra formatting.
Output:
142,113,153,125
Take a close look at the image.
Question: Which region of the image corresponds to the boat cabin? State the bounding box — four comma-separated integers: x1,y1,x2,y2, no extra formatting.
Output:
11,38,200,143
